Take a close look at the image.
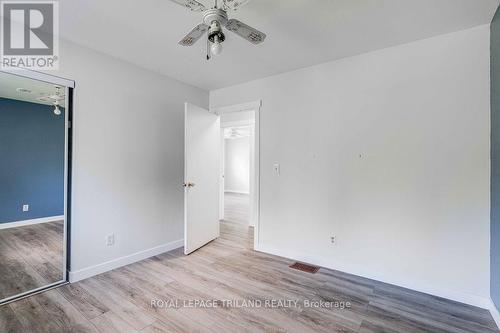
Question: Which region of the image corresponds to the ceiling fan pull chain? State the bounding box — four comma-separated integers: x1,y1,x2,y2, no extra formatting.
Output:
206,36,211,61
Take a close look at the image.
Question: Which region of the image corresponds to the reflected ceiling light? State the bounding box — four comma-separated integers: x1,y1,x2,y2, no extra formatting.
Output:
51,86,64,116
53,103,61,116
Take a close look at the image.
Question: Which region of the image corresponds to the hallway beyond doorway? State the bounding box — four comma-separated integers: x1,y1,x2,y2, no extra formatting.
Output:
223,192,250,227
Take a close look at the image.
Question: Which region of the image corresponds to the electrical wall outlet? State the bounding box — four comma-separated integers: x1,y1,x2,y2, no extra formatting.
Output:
331,236,336,244
22,204,29,212
106,234,115,246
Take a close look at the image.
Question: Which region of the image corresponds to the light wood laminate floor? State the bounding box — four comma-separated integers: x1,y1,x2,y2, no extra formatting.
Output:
1,219,499,332
0,221,64,301
224,192,250,226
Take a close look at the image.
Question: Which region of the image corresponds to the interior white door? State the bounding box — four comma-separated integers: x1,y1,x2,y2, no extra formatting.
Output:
184,103,220,255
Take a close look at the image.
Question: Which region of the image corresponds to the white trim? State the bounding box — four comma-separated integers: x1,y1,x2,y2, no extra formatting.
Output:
253,102,261,246
0,215,64,230
219,130,225,221
225,190,250,195
490,300,500,330
68,239,183,283
220,119,256,128
62,87,69,283
255,243,492,309
212,101,261,115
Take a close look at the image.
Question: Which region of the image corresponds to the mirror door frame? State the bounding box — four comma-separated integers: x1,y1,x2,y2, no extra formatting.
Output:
0,69,75,305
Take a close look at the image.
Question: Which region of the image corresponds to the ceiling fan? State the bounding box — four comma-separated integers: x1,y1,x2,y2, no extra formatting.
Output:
169,0,267,60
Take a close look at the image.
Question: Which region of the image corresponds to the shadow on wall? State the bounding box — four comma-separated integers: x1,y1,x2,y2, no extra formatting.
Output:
0,97,65,224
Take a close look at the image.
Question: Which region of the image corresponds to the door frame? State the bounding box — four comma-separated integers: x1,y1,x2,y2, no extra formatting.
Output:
212,100,261,249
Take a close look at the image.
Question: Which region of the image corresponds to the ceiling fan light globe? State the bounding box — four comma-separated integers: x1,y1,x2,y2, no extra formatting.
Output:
211,42,222,55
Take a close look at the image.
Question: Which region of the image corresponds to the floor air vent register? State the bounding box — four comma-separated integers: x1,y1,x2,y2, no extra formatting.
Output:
289,262,320,274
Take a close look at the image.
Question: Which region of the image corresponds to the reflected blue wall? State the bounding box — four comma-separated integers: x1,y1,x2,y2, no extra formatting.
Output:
0,97,65,223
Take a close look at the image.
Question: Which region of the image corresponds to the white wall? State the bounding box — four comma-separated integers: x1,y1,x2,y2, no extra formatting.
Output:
210,25,491,307
225,137,250,194
54,40,208,280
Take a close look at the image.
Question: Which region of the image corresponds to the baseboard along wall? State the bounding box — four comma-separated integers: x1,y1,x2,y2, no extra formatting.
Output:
0,215,64,230
69,239,183,282
255,243,493,311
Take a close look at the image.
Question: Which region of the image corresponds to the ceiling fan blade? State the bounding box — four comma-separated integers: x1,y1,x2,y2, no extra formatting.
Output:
178,24,209,46
226,19,266,45
222,0,252,11
168,0,206,12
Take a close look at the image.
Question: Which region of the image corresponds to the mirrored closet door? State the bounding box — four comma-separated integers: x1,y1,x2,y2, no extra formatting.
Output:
0,70,72,304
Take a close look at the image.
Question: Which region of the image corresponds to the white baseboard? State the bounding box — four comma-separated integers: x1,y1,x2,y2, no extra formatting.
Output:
225,190,250,195
490,300,500,330
0,215,64,230
69,239,183,283
254,243,491,310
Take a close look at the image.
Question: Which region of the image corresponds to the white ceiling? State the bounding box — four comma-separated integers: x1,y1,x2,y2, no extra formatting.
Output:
59,0,500,91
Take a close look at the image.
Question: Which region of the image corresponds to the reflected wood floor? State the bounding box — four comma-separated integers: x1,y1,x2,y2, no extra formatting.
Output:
1,219,499,332
0,221,64,301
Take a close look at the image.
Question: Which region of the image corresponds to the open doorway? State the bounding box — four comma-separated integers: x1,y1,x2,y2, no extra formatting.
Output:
223,125,252,220
183,101,260,255
220,113,254,229
216,101,260,250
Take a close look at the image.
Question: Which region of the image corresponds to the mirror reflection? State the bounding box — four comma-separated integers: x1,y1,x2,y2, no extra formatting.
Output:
0,72,66,302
